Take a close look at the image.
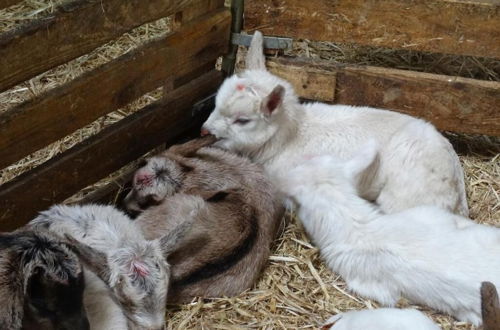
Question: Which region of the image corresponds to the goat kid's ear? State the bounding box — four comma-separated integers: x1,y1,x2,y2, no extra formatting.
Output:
64,234,111,284
159,220,194,255
26,267,49,297
344,140,379,183
246,30,266,71
261,85,285,116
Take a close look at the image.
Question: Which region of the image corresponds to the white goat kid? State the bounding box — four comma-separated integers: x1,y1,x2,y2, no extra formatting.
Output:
30,204,190,330
202,31,467,216
323,308,440,330
279,142,500,325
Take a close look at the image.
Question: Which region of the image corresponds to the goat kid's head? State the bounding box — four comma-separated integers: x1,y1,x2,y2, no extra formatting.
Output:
65,222,191,330
18,232,89,330
124,156,186,215
201,31,297,154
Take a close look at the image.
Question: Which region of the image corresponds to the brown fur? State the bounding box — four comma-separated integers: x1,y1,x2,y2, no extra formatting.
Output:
127,137,284,303
482,281,500,330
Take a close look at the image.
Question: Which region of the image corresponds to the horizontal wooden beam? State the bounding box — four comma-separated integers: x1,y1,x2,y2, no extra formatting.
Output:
0,0,22,9
0,70,223,231
0,9,230,170
76,167,136,207
267,57,500,136
245,0,500,59
0,0,225,92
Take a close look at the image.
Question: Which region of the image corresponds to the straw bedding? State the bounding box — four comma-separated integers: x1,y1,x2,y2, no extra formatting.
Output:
0,1,499,329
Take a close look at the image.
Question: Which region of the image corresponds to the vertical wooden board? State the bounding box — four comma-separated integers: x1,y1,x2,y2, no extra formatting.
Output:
245,0,500,59
0,9,230,170
0,0,218,92
0,70,223,231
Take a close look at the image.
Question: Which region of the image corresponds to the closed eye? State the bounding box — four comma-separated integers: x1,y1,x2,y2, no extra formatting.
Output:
155,168,169,181
234,118,251,125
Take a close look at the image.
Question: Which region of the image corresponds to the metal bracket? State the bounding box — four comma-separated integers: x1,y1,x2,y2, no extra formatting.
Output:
231,33,293,50
221,0,244,76
191,93,217,117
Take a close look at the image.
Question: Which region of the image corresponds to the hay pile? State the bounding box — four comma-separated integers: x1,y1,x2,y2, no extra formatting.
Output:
1,1,499,329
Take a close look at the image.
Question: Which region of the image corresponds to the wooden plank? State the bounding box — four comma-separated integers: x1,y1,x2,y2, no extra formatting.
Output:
267,57,500,136
0,0,22,9
0,9,230,170
172,0,225,30
245,0,500,59
0,70,224,231
166,0,225,93
0,0,225,92
76,167,135,206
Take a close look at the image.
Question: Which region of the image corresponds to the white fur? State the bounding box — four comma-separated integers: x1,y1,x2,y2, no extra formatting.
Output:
30,204,170,330
324,308,440,330
202,31,467,216
279,144,500,325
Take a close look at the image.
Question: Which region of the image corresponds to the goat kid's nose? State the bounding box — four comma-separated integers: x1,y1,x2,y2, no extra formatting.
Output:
200,127,211,137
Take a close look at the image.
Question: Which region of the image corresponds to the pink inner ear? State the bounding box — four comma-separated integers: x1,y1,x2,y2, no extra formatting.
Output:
236,83,245,91
267,93,281,112
131,261,150,277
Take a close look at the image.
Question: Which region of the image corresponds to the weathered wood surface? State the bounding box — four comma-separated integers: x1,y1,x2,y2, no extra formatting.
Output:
76,167,136,207
0,9,230,170
245,0,500,59
0,70,223,231
0,0,225,92
267,57,500,136
0,0,22,9
172,0,224,30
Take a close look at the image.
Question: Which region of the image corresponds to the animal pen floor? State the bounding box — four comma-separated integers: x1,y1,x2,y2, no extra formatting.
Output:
0,1,499,329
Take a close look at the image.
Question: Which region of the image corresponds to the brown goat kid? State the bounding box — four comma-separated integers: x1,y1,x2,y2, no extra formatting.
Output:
125,136,284,303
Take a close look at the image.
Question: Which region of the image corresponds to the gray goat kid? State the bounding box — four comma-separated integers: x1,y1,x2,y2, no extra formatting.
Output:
0,230,88,330
124,136,284,303
29,204,191,330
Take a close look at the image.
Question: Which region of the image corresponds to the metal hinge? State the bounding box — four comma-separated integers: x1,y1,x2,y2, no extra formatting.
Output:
231,32,293,50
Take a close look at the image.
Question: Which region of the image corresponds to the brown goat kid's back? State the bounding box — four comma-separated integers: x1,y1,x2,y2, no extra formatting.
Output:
126,137,284,303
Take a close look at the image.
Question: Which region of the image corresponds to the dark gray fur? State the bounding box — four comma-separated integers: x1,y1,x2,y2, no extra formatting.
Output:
0,230,88,330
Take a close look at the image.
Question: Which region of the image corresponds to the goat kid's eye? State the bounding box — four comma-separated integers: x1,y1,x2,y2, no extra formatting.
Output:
233,118,251,125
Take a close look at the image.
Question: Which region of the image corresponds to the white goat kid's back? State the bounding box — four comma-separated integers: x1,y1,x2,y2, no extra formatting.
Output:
30,204,188,330
202,31,467,216
323,308,440,330
281,143,500,325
